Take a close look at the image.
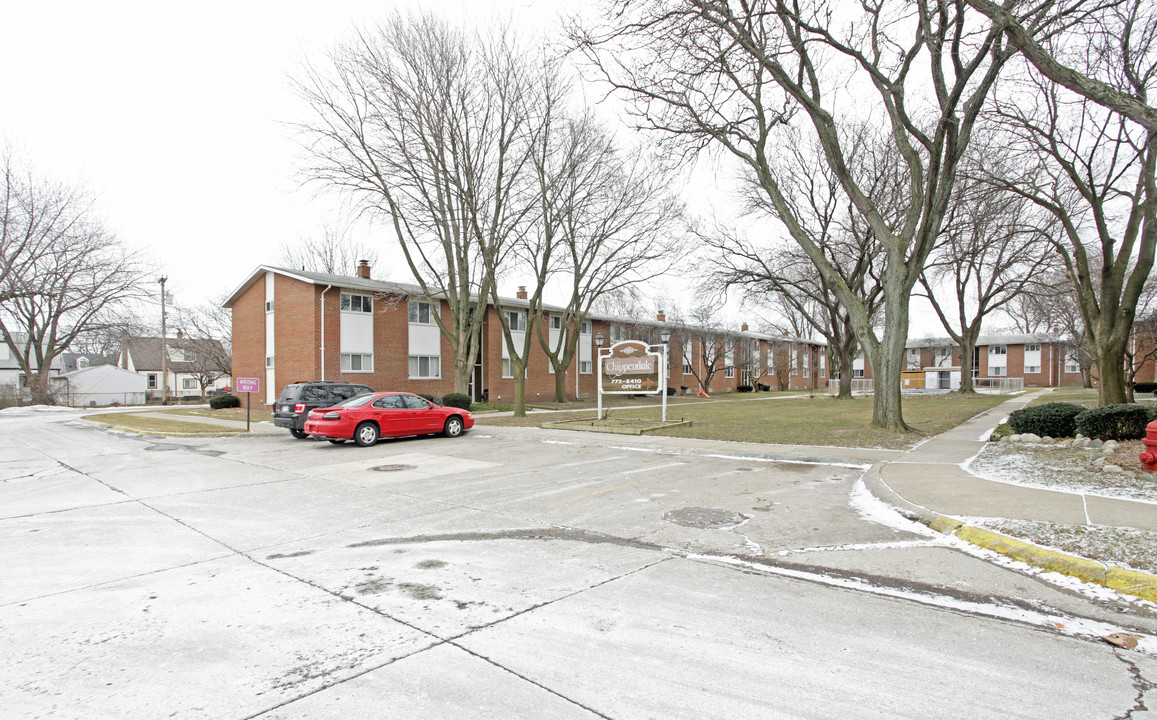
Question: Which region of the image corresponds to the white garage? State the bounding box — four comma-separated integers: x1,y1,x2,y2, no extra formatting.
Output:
59,364,148,407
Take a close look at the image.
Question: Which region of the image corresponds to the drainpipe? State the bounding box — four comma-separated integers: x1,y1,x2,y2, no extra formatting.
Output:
320,285,333,381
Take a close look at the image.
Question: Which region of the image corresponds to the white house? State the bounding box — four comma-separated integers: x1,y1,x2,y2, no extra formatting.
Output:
57,364,147,407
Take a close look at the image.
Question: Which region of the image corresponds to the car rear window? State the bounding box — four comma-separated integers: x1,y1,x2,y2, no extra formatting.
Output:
301,385,329,403
336,394,377,408
277,385,302,404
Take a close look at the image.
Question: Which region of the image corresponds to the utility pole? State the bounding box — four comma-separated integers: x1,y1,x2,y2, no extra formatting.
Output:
158,276,168,406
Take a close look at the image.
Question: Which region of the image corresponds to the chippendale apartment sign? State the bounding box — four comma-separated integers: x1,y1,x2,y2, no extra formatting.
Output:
600,340,661,394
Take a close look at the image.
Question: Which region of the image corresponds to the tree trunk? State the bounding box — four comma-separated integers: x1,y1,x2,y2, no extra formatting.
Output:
1098,344,1128,406
513,364,527,417
958,332,978,395
29,368,53,405
870,296,910,431
835,338,855,399
552,360,569,403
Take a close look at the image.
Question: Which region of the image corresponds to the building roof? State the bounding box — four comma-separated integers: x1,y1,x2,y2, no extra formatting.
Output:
223,264,831,346
119,336,227,373
61,352,114,374
905,332,1062,349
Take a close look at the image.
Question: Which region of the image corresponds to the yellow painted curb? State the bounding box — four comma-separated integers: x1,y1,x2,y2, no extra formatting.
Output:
1106,568,1157,603
955,526,1109,586
929,515,964,534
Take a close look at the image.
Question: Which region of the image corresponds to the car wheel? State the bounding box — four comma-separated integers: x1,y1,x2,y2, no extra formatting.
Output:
354,422,379,447
328,439,346,445
290,428,308,439
443,416,463,438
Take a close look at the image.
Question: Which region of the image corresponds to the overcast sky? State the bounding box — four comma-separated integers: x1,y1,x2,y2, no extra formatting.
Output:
1,1,589,306
3,0,948,336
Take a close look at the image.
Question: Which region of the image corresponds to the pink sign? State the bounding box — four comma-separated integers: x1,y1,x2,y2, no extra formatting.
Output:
236,377,260,393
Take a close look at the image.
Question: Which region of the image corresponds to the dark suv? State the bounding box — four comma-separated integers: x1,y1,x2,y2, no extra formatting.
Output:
273,381,374,439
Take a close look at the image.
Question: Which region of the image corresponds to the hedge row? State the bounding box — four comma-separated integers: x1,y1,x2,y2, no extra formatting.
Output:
1009,401,1155,440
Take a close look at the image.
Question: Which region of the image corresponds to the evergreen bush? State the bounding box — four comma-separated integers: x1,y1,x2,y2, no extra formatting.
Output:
209,394,240,410
1007,402,1085,438
442,392,472,411
737,385,753,393
1074,404,1150,441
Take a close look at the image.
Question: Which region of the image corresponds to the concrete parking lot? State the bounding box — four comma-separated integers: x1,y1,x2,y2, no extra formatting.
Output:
2,409,1155,718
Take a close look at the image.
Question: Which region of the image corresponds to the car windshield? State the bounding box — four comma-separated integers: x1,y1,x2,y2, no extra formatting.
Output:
334,394,377,408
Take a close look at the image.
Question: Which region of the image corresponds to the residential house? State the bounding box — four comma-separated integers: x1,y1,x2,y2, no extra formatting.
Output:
117,333,231,400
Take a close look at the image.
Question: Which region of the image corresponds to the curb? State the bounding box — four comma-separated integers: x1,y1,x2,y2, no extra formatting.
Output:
863,464,1157,603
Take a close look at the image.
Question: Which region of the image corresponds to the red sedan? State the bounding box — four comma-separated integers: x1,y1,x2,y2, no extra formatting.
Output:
303,392,474,447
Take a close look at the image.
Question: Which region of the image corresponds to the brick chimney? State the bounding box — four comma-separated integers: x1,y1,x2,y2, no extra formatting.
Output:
741,322,749,332
517,286,527,300
356,260,371,279
657,310,666,322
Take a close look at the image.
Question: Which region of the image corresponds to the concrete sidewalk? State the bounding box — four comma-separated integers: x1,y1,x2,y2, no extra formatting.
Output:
866,392,1157,601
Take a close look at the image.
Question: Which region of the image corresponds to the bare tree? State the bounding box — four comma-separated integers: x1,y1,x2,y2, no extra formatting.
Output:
535,115,686,403
277,224,380,276
918,172,1057,393
176,298,233,394
980,2,1157,405
966,0,1157,131
701,129,889,399
668,303,734,394
573,1,1023,431
295,14,531,395
0,156,147,404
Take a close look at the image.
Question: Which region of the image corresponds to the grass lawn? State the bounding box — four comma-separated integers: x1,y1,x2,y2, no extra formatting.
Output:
170,406,275,422
477,392,1009,449
86,412,231,435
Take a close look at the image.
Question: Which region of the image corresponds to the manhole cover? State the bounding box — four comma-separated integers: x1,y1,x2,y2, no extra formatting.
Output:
663,507,747,529
371,464,416,472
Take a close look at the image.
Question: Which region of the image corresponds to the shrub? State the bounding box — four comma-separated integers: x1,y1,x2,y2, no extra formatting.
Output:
442,392,471,411
209,394,240,410
666,387,676,396
737,385,753,393
1074,403,1151,441
1007,402,1086,438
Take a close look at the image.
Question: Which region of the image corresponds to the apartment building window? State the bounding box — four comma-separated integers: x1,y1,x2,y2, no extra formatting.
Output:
265,356,274,368
505,311,526,331
408,300,434,324
1025,365,1041,374
990,366,1007,376
580,360,592,374
409,355,440,378
341,293,373,313
853,368,865,378
549,315,563,330
725,366,735,379
503,358,515,378
580,320,591,335
265,300,273,312
989,345,1007,355
341,353,373,372
1025,343,1041,352
1065,354,1081,373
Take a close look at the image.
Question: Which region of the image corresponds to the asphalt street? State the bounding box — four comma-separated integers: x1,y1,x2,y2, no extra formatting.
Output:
2,409,1155,719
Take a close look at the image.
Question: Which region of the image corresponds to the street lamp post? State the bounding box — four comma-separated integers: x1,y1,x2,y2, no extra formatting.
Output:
594,332,605,420
158,276,168,406
659,327,671,423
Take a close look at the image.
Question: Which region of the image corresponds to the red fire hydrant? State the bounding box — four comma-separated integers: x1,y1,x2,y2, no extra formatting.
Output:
1139,419,1157,471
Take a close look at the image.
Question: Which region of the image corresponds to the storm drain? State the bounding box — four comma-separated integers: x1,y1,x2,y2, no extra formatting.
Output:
371,464,417,472
663,507,747,529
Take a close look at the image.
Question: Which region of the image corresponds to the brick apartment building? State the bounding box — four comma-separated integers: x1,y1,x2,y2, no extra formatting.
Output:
849,333,1088,389
224,263,827,407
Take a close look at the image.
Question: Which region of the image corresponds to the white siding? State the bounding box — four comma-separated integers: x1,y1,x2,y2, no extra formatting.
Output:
340,312,374,354
408,323,441,356
265,271,275,404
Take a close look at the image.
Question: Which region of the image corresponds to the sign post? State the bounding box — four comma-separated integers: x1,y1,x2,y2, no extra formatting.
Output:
597,340,668,422
235,377,260,432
